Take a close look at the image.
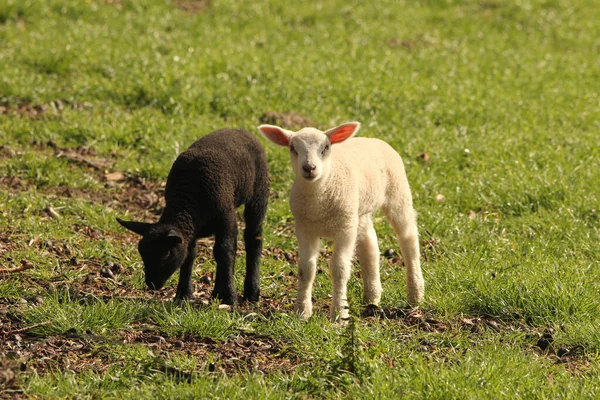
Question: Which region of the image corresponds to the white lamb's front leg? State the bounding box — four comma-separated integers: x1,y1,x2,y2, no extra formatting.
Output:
294,227,321,321
330,228,358,322
356,214,382,306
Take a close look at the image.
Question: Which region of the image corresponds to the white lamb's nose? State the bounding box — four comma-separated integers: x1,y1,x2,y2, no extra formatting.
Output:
302,164,316,173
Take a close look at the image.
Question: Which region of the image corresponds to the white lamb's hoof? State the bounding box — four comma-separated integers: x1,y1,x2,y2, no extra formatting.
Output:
294,302,312,321
330,308,350,323
407,286,425,306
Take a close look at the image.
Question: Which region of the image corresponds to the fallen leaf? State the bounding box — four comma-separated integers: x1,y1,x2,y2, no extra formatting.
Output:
105,171,126,182
417,151,430,162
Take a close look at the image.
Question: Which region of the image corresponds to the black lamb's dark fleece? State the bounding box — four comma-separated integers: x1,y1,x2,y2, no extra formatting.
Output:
117,129,269,304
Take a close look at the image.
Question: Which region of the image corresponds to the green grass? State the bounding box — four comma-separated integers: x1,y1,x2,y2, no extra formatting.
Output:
1,0,599,398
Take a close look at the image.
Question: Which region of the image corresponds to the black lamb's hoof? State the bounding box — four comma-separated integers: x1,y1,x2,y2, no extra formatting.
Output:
211,289,237,306
174,293,194,303
243,293,260,303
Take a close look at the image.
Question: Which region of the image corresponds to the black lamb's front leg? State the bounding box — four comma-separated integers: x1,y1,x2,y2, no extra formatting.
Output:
243,198,267,302
175,244,197,301
212,214,238,305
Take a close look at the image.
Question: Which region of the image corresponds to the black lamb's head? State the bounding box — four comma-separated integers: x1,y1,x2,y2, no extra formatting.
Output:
116,218,187,290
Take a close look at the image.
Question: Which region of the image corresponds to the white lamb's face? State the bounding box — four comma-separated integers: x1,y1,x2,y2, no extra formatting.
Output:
258,121,361,182
289,129,332,181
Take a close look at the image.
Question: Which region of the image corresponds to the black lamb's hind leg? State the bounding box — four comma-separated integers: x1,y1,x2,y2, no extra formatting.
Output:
175,243,197,301
212,212,238,305
243,196,268,302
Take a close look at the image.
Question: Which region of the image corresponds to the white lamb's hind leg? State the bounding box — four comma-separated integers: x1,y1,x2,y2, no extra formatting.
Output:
330,228,358,322
356,214,382,306
294,227,321,321
385,205,424,305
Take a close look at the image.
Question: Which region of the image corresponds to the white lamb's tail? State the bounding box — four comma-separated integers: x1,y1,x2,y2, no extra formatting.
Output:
383,183,424,305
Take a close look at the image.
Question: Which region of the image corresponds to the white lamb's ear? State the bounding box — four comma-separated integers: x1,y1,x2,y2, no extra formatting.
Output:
257,124,293,146
324,122,361,144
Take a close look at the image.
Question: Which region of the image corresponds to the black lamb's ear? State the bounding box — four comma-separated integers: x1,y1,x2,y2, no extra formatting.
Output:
116,218,152,236
166,229,183,244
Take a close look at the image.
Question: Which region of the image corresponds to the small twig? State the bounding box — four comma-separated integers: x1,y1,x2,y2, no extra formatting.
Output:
44,205,61,219
8,321,52,335
0,261,34,275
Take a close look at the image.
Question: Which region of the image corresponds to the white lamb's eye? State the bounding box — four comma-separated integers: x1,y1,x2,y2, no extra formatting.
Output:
322,145,330,155
290,145,298,155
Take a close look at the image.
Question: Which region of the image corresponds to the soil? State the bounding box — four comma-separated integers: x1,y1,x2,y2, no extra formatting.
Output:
0,140,592,394
174,0,211,13
259,112,316,130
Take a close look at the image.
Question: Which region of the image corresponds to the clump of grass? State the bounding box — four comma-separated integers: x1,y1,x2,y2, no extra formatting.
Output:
0,1,33,24
334,303,376,383
1,0,599,397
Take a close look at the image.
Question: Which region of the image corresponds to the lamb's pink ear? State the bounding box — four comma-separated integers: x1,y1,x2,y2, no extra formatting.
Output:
324,122,361,144
257,125,291,147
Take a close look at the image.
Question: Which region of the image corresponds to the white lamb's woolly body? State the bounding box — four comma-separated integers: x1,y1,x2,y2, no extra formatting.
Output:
259,122,424,321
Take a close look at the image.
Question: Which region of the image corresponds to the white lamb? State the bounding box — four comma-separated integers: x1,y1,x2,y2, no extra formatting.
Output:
258,121,424,321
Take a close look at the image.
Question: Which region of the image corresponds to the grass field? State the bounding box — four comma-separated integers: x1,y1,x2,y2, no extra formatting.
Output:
1,0,599,398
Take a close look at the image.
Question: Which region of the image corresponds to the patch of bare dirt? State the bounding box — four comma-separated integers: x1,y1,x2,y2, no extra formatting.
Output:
387,35,434,51
0,287,592,387
30,139,114,171
54,146,112,171
1,335,124,379
259,112,315,130
0,170,166,221
2,140,125,194
125,332,299,374
0,176,27,191
0,359,24,400
0,232,19,258
362,307,592,372
0,222,301,310
174,0,211,13
531,329,590,372
361,307,532,335
42,261,294,311
0,99,91,119
0,145,20,159
479,1,501,9
0,261,300,381
52,176,167,218
387,38,417,51
0,328,299,388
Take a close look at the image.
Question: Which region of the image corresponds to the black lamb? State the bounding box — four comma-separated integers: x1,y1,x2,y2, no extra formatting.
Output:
117,129,269,304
